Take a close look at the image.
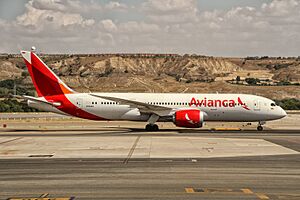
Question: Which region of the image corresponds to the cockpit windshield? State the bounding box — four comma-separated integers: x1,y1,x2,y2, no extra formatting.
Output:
271,103,276,107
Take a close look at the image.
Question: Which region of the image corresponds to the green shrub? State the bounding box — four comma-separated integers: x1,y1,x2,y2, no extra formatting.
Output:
277,81,292,86
0,79,15,89
0,79,35,96
0,99,40,112
275,98,300,110
245,78,260,85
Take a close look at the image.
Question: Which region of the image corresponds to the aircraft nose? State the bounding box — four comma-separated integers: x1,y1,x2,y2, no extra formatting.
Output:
279,107,287,118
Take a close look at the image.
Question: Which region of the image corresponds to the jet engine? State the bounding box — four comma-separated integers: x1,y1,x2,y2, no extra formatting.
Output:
173,109,204,128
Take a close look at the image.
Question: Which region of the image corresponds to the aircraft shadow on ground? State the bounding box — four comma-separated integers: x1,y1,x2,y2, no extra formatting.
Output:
1,127,299,136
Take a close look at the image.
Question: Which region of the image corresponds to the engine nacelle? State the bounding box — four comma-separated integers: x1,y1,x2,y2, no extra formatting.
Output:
173,109,204,128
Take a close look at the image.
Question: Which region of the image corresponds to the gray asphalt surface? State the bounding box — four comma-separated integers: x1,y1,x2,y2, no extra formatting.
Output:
1,155,300,200
0,129,299,200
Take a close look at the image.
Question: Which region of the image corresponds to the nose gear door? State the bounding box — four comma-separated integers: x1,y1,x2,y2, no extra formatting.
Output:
76,98,83,108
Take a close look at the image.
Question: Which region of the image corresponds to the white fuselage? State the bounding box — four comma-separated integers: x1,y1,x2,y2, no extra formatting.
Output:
29,93,287,122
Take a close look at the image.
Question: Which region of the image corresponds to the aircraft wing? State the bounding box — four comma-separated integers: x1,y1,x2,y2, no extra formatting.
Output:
90,94,173,116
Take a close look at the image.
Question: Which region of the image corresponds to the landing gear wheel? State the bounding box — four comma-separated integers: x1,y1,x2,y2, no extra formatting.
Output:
145,124,159,131
146,124,152,131
257,126,263,131
152,124,159,131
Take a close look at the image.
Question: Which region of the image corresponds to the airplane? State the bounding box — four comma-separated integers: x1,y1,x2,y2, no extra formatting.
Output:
17,48,287,131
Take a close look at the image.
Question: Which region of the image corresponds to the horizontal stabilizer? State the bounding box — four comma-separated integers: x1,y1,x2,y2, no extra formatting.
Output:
13,95,61,107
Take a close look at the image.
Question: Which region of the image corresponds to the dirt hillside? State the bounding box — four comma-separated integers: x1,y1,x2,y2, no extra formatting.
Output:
0,54,299,100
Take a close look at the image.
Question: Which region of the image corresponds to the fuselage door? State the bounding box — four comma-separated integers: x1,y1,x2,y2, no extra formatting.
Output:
76,98,83,109
253,100,260,111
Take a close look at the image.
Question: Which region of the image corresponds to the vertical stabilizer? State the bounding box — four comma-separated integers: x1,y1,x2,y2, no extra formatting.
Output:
21,50,74,97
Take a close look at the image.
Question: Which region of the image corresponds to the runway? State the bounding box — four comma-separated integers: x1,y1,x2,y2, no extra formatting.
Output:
1,155,300,200
0,117,299,199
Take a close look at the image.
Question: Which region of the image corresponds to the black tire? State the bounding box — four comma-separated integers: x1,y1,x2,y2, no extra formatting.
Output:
257,126,263,131
145,124,159,131
153,124,159,131
145,124,152,131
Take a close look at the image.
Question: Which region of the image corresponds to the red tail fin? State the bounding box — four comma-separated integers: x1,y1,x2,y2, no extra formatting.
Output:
21,51,74,97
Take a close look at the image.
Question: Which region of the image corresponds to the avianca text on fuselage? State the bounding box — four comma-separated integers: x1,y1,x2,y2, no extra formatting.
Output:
189,97,250,110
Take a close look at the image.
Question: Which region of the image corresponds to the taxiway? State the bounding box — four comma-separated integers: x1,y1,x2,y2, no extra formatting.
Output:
0,114,299,200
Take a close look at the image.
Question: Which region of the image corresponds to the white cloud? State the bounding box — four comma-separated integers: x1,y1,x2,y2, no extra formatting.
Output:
262,0,299,17
104,1,128,11
30,0,102,13
101,19,118,32
0,0,300,56
119,21,160,33
143,0,196,13
16,3,95,28
31,0,66,12
142,0,198,23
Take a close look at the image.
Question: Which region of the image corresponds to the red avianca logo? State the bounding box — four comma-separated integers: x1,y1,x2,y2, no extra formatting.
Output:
189,97,250,110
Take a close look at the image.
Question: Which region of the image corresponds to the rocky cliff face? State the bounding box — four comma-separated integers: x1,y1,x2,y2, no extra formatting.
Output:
46,55,240,83
272,65,300,82
0,54,299,99
0,60,23,79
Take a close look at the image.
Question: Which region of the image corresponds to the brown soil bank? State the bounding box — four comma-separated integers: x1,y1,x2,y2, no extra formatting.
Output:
0,54,299,100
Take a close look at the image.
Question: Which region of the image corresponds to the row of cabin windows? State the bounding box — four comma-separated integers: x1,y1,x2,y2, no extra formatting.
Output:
90,102,189,105
89,102,247,106
91,102,118,105
148,102,188,105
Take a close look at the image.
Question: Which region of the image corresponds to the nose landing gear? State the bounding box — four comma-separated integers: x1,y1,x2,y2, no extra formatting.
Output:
257,121,266,131
257,125,263,131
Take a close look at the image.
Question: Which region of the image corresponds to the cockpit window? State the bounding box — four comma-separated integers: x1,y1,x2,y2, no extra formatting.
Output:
271,103,276,107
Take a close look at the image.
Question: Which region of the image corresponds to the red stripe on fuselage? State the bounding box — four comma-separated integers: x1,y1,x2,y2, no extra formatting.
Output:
45,95,106,120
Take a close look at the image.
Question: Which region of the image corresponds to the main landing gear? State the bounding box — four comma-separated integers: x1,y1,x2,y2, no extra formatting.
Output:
145,114,160,132
145,124,159,131
257,121,266,131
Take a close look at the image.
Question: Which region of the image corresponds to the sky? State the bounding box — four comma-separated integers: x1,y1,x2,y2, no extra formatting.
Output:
0,0,299,56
